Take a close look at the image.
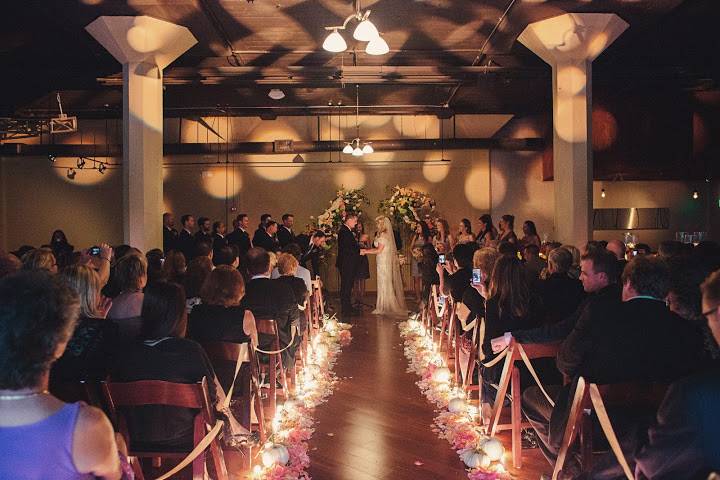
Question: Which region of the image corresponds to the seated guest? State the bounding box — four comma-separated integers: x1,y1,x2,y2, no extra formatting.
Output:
606,239,628,279
107,253,147,339
520,220,541,248
582,240,604,256
240,248,298,370
523,255,706,473
657,240,682,260
183,256,214,314
275,253,310,307
535,247,585,325
497,240,519,258
437,243,477,303
492,249,620,349
635,269,720,479
194,241,213,263
110,281,250,450
0,251,21,279
214,245,240,269
51,265,117,383
0,271,123,479
252,220,279,253
522,243,546,286
162,250,186,285
296,230,327,278
21,247,58,274
634,243,652,256
145,248,165,285
563,244,582,279
459,247,499,325
272,243,312,294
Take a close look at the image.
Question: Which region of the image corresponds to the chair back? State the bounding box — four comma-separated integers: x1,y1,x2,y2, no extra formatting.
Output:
256,318,279,337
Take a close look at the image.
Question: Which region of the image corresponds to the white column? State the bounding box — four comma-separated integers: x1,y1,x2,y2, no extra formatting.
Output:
519,14,628,246
86,16,196,252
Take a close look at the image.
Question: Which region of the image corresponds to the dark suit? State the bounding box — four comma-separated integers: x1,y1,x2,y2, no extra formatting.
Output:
212,233,227,258
163,227,178,253
535,273,586,326
227,228,252,257
252,229,278,253
240,277,298,369
523,296,707,472
635,367,720,480
177,229,195,261
297,234,321,278
194,231,213,248
336,224,360,315
277,226,295,249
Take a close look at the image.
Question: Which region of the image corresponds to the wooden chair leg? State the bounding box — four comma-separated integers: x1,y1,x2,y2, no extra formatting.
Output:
580,405,593,471
552,378,588,480
489,346,515,435
210,438,229,480
511,366,523,469
268,360,277,421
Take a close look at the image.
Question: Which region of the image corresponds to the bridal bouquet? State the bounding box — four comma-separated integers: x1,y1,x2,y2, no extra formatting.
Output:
378,185,436,231
311,188,368,237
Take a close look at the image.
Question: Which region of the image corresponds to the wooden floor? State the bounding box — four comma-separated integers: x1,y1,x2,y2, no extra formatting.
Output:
306,304,550,480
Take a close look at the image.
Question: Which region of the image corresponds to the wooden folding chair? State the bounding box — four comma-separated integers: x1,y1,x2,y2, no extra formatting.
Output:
456,315,480,390
488,340,561,469
255,318,289,421
101,377,228,480
199,341,267,444
311,276,325,328
552,377,668,480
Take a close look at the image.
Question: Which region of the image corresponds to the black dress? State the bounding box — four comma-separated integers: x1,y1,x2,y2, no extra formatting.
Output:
51,315,119,383
356,239,370,280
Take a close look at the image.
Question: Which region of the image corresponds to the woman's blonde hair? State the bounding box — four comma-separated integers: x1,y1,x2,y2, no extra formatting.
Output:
61,264,102,318
268,251,278,269
114,253,148,291
21,248,56,272
375,215,389,234
473,247,499,278
277,253,299,275
562,244,581,266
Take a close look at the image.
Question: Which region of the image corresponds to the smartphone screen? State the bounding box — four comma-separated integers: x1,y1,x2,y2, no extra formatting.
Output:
437,296,445,307
90,246,101,256
472,268,482,285
438,254,446,265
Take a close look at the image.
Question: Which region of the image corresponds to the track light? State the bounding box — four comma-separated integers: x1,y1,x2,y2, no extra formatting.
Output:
353,19,378,41
268,89,285,100
322,29,347,53
601,188,606,198
48,154,56,163
98,163,106,174
76,157,86,169
66,168,76,180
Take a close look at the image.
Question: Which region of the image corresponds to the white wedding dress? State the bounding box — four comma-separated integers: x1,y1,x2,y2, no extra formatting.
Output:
372,218,408,316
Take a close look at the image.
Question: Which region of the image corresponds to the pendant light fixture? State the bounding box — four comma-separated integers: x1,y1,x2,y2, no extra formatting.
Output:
322,0,387,55
342,85,373,157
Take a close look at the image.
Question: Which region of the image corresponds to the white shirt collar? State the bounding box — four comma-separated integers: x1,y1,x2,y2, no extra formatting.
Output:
251,274,270,280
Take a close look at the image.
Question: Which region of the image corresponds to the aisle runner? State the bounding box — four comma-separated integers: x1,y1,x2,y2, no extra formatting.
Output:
399,314,512,480
254,315,352,480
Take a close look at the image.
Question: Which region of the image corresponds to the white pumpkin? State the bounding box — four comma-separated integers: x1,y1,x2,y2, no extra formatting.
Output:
447,397,466,413
283,399,302,411
261,443,290,467
480,437,505,462
432,367,451,383
460,449,491,469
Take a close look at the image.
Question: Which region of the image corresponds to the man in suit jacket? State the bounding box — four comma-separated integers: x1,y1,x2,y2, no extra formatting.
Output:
336,214,364,317
522,254,706,475
277,213,296,249
252,220,279,253
297,230,327,279
194,217,213,253
635,268,720,480
226,213,253,258
177,214,196,261
211,221,227,261
162,212,178,253
240,247,299,370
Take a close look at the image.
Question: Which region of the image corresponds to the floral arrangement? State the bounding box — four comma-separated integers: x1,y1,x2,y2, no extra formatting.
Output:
399,315,511,479
310,188,368,238
378,185,436,232
253,315,352,479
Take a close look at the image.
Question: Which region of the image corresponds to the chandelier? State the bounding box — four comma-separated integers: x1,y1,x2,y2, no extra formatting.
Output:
342,85,373,156
322,0,389,55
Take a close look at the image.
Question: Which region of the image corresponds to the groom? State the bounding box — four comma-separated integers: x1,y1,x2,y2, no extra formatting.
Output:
336,213,364,318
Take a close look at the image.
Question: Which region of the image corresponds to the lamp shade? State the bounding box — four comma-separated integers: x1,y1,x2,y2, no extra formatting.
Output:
342,143,354,154
322,29,347,53
268,88,285,100
352,147,364,156
353,19,379,42
362,144,374,154
365,35,389,55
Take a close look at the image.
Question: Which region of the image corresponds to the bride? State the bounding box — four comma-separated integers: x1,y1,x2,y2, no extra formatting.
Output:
365,215,407,316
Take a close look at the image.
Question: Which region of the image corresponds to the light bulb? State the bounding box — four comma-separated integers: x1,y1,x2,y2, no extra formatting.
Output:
353,19,378,42
601,188,606,198
352,147,363,156
365,35,389,55
342,144,354,154
692,190,699,200
362,144,374,154
322,29,347,53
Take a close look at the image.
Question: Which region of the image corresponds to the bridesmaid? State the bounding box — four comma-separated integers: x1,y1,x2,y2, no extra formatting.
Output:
433,218,453,254
410,222,431,303
520,220,541,248
476,214,498,247
498,214,518,244
456,218,475,245
353,221,371,308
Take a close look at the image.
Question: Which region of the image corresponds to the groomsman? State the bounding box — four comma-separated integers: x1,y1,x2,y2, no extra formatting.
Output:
178,214,196,261
253,220,280,253
162,212,178,253
212,221,227,259
297,230,327,278
195,217,213,248
278,213,296,248
227,213,252,258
